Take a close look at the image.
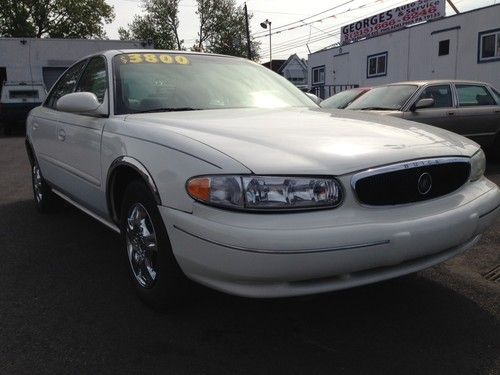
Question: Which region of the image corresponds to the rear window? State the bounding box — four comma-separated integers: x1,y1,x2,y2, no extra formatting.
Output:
9,90,39,99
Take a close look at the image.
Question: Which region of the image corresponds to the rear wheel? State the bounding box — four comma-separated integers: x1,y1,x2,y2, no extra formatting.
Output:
32,160,59,213
120,180,188,309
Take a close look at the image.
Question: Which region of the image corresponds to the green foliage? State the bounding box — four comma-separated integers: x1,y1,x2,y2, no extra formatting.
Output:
118,0,183,50
195,0,260,60
0,0,114,38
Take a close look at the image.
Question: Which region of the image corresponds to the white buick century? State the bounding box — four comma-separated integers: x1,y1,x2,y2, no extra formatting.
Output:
26,50,500,308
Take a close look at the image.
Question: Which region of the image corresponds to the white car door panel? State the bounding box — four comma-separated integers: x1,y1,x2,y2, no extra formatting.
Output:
51,56,109,214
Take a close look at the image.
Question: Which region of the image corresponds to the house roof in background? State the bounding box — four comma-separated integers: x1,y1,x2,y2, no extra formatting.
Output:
262,59,286,73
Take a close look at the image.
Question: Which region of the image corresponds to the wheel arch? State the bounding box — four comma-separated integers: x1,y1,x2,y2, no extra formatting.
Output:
106,156,162,224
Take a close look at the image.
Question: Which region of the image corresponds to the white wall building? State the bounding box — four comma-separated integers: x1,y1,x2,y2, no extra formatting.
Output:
308,4,500,98
279,54,308,88
0,38,151,90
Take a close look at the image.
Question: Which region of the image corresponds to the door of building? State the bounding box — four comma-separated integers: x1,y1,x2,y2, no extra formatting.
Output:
431,29,459,79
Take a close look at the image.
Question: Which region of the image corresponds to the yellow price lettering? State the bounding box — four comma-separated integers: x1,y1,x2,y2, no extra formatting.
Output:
174,55,190,65
128,54,143,63
159,54,173,64
143,54,158,63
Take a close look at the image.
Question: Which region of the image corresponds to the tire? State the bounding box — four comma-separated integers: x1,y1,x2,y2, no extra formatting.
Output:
32,159,60,213
120,180,188,309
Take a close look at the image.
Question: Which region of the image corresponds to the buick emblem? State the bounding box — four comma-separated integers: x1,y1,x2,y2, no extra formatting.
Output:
417,172,432,195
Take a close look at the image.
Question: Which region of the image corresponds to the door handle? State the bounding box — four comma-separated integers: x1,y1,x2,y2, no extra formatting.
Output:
447,111,455,116
58,129,66,141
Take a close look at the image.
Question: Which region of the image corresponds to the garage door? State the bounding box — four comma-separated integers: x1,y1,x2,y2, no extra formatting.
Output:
42,67,68,91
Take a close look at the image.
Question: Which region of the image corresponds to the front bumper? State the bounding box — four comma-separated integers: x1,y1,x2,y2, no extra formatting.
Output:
160,177,500,298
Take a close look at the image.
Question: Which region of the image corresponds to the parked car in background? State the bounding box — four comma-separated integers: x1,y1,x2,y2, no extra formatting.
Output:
320,87,371,109
346,80,500,156
26,51,500,309
0,82,46,135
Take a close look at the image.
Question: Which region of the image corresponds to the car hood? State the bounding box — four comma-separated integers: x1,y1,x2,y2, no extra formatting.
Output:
124,107,478,175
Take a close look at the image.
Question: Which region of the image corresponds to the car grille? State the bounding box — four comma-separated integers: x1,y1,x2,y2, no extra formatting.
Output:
352,157,470,206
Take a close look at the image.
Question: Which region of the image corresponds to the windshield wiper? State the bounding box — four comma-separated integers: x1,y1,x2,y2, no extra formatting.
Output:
358,106,396,111
135,107,201,114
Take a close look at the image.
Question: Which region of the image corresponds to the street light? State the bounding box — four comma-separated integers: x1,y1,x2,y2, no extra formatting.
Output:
260,19,272,70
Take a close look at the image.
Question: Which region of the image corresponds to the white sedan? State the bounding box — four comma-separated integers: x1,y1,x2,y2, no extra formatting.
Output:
26,50,500,308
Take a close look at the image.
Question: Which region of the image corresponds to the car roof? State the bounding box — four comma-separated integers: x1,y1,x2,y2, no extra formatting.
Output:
83,49,243,61
387,79,490,87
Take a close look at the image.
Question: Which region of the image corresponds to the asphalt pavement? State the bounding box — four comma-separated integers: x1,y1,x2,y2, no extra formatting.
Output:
0,135,499,375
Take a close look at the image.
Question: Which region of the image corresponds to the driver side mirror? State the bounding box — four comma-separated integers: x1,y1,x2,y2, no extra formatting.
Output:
57,92,108,117
306,93,322,105
413,98,434,111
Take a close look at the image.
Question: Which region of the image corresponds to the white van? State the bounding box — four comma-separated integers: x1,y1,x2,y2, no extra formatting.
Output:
0,82,46,135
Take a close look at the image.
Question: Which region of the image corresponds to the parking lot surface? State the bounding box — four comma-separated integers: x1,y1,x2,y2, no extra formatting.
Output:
0,135,499,375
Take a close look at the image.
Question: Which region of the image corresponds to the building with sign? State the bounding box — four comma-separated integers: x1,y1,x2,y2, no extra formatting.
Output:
0,38,151,92
308,4,500,98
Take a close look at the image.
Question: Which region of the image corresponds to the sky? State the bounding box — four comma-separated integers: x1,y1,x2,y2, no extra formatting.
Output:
104,0,497,61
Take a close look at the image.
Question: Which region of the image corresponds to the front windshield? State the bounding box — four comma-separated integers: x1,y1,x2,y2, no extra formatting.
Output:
113,53,315,114
320,89,364,109
347,85,418,110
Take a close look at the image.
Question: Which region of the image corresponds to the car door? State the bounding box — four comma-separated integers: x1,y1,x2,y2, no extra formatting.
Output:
403,84,455,130
30,59,88,187
452,84,500,148
54,55,109,215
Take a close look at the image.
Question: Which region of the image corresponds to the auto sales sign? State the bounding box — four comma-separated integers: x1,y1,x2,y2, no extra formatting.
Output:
341,0,446,44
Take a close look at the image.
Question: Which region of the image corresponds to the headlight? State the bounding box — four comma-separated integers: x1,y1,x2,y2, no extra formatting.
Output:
470,149,486,181
186,175,343,211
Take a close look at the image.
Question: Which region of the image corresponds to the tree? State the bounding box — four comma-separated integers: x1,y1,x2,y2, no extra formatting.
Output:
195,0,260,60
118,0,183,50
0,0,114,38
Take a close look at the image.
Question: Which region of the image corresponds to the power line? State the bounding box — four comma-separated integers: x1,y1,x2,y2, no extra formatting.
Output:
251,0,354,36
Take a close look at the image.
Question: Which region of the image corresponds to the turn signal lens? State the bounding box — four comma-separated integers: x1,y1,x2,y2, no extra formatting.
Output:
186,177,211,202
187,176,244,208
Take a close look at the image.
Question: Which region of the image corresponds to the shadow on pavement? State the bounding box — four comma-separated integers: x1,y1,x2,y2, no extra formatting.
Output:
0,199,498,374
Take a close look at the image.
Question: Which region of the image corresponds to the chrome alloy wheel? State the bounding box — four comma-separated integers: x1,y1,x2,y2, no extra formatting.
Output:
126,203,159,288
33,164,43,203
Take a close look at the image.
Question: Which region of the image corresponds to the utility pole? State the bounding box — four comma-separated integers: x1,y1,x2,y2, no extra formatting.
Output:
198,0,204,51
244,2,252,60
446,0,460,14
260,19,272,70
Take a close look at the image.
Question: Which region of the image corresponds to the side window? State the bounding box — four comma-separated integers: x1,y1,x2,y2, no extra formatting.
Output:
75,56,107,103
45,60,87,109
456,85,496,107
418,85,452,108
490,87,500,104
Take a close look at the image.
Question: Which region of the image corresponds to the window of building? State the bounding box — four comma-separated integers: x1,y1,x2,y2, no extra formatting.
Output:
456,85,496,106
478,28,500,63
367,52,387,78
312,66,325,85
438,40,450,56
417,85,453,108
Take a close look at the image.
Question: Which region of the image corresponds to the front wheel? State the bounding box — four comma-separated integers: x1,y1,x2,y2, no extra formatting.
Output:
120,181,188,309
